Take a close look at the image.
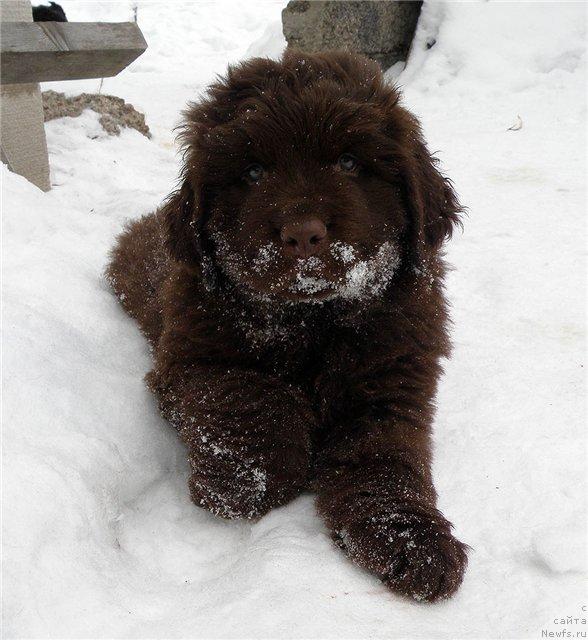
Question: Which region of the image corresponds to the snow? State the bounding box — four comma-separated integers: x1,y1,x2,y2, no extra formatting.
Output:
339,242,400,301
2,1,586,638
331,241,357,265
252,242,279,274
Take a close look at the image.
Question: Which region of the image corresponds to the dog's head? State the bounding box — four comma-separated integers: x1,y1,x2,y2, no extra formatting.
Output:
164,50,462,303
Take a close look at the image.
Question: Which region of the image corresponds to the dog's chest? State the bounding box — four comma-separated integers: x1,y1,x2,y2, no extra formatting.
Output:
235,308,332,382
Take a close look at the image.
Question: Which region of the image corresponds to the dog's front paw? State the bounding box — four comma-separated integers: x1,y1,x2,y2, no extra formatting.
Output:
382,520,468,602
188,438,310,520
189,457,269,520
335,506,468,602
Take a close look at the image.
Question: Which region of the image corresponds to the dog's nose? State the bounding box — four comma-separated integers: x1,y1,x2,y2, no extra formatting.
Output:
280,219,328,258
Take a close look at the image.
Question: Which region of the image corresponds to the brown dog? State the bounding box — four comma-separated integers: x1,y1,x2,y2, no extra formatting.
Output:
107,49,468,602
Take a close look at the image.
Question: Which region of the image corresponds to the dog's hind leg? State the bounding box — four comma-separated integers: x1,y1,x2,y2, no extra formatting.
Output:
106,210,171,347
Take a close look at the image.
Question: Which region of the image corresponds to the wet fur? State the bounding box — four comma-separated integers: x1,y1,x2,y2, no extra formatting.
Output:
107,50,468,602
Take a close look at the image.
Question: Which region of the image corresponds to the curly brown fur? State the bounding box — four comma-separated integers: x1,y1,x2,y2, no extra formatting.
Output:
106,49,468,602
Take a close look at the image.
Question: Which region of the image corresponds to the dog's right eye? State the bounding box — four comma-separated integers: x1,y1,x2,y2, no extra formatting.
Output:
243,163,264,184
337,153,359,173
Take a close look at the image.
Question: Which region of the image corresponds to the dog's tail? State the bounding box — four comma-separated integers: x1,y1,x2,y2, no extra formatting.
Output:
105,209,171,347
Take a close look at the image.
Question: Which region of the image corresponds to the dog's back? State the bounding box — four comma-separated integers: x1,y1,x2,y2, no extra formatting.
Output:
106,210,170,346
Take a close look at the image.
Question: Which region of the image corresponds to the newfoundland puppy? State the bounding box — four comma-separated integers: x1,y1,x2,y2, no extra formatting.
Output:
107,50,468,602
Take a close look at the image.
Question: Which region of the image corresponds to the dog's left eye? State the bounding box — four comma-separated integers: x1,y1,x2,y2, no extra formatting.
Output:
337,154,358,172
243,163,264,184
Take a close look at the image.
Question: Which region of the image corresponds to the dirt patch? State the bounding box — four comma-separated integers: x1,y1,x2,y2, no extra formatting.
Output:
42,91,151,138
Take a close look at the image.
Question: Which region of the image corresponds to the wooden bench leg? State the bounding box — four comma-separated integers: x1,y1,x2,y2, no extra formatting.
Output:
0,0,51,191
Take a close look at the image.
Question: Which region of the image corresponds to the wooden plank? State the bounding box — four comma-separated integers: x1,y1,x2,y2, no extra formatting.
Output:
1,0,33,21
0,22,147,84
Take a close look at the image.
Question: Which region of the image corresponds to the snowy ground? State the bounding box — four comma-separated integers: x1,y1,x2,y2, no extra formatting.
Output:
2,2,586,638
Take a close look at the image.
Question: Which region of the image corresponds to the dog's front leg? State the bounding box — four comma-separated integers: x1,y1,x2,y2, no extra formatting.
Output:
314,357,468,602
148,365,314,520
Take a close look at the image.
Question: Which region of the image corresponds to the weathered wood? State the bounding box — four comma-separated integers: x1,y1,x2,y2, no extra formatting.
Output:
0,21,147,84
0,0,51,191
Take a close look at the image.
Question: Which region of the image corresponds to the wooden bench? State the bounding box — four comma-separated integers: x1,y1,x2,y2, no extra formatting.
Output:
0,0,147,191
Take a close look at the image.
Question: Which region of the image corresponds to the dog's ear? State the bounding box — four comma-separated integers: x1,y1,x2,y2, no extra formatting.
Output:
395,116,463,260
162,176,219,290
162,178,201,265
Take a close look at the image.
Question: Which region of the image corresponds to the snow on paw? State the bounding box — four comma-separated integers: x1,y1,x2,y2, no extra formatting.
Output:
188,452,271,520
382,522,468,602
335,507,468,602
187,439,308,520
